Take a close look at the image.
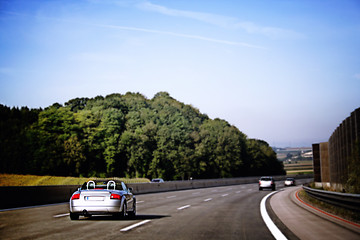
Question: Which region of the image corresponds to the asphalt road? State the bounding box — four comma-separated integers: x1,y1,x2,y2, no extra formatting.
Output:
1,179,357,240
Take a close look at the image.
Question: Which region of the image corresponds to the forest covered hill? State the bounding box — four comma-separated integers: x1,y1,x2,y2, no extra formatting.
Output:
0,92,285,180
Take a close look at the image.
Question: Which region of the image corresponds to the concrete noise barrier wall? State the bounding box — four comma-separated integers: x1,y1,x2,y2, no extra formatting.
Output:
127,176,262,194
0,175,313,209
0,185,79,209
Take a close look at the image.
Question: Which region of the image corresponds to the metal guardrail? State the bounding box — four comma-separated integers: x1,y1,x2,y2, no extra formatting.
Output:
302,184,360,211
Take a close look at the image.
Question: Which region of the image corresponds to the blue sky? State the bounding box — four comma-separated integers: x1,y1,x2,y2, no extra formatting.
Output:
1,0,359,147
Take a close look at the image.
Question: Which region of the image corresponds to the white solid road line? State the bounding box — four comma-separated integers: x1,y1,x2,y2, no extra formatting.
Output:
260,191,287,240
120,220,151,232
177,205,191,210
53,213,70,218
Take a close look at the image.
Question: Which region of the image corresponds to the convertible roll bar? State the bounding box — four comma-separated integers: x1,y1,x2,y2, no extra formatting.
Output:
87,180,95,190
107,180,116,190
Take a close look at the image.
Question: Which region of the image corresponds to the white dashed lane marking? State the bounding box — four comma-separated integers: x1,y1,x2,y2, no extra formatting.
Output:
204,198,212,202
53,213,70,218
177,205,191,210
120,220,151,232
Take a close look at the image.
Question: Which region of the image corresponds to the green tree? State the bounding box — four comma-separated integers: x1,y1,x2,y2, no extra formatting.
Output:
245,139,285,176
63,135,86,175
0,92,287,179
32,105,79,175
0,105,40,174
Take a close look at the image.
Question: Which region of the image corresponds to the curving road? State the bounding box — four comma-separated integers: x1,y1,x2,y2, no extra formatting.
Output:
270,186,360,240
1,179,358,240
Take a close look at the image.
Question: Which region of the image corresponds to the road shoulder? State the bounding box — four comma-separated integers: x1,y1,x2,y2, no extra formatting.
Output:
270,187,360,239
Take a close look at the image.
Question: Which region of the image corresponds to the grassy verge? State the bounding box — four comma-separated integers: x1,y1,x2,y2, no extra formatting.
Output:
286,170,313,175
0,173,150,186
284,161,313,176
298,189,360,224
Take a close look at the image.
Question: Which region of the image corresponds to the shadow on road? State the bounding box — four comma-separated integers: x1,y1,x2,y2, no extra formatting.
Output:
79,214,170,221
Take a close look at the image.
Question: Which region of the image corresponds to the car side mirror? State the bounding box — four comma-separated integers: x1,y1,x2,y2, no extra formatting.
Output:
128,187,133,192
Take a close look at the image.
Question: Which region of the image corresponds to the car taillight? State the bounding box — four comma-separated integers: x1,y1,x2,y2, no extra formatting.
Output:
110,194,121,200
71,193,80,200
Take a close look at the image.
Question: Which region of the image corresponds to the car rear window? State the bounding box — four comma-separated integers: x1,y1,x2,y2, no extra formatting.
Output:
261,177,272,181
81,180,124,190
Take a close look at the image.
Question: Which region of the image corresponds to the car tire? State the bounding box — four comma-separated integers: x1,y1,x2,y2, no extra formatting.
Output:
259,187,262,191
113,203,127,219
121,202,127,219
70,212,79,220
128,201,136,218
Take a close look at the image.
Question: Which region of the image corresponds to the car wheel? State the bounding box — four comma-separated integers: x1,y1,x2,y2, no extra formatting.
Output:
272,186,276,191
259,187,262,191
128,201,136,218
121,202,127,219
113,203,127,219
70,212,79,220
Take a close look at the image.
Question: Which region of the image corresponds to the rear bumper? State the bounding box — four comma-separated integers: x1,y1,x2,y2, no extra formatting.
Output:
71,206,121,215
259,183,275,189
70,198,123,215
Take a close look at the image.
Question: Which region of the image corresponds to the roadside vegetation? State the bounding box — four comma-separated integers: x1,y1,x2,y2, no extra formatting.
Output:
0,173,150,186
0,92,285,180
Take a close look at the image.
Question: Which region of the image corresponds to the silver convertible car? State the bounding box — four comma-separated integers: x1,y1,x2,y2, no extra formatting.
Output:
69,180,136,220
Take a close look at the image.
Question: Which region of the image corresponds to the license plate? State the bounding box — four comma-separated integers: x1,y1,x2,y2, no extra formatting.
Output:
86,196,104,201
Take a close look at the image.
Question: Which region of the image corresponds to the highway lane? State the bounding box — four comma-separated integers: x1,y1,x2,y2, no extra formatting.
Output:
1,178,357,240
0,183,277,240
132,185,274,240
